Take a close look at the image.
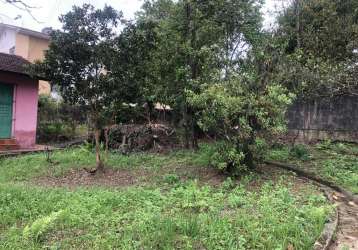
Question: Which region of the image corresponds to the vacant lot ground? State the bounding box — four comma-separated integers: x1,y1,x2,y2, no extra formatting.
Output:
268,141,358,194
268,141,358,250
0,144,332,249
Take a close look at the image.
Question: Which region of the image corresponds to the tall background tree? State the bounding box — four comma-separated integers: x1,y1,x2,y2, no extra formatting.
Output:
110,19,158,124
274,0,358,98
138,0,263,149
32,4,158,171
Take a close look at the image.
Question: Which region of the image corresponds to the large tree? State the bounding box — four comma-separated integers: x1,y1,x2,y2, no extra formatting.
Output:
274,0,358,98
110,19,158,123
278,0,358,61
139,0,263,148
32,4,122,171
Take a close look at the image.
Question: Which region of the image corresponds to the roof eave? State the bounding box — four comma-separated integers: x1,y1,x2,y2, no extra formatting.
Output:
0,23,50,40
0,69,49,81
18,29,50,40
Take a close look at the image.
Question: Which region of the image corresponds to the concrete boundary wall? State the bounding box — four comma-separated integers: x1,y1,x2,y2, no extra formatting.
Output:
286,96,358,143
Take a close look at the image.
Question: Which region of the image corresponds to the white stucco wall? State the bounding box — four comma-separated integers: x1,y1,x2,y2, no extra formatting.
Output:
0,27,16,54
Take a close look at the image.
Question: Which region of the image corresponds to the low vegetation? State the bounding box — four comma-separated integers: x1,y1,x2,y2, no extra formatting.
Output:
268,141,358,194
0,145,332,249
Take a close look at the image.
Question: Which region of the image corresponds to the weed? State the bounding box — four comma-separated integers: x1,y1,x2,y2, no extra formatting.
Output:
221,177,236,190
23,210,67,242
316,140,332,150
289,144,310,161
163,174,180,185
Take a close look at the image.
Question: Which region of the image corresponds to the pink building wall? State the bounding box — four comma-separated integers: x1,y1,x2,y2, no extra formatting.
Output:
0,71,39,149
13,81,39,148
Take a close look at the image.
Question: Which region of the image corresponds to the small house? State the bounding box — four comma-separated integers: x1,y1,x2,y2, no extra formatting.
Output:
0,52,41,150
0,23,51,95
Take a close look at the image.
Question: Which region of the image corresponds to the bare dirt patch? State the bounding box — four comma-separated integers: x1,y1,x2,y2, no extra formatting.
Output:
170,165,226,186
32,163,318,192
33,168,147,188
32,165,226,189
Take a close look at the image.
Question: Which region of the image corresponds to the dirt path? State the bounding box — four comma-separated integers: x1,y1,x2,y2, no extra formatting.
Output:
328,191,358,250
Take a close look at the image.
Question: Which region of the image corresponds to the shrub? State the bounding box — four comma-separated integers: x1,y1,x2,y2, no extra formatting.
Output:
37,123,75,143
163,174,180,185
37,95,87,143
187,79,295,175
210,142,246,175
289,144,310,160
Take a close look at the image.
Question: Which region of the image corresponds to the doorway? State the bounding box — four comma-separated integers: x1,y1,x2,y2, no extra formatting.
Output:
0,83,14,139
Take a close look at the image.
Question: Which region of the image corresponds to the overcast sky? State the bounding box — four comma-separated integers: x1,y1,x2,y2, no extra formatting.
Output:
0,0,283,32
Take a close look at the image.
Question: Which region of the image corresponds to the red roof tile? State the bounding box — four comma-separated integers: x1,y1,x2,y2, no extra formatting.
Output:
0,53,30,75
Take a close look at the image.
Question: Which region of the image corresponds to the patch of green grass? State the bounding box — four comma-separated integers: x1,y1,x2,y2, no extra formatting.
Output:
317,155,358,194
0,144,214,184
0,145,333,249
267,142,358,194
0,180,331,250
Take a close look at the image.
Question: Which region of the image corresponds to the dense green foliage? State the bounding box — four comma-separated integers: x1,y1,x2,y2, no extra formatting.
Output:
138,0,264,148
278,0,358,61
31,0,357,175
31,4,159,169
31,4,124,169
32,1,274,171
274,0,358,98
37,95,87,143
188,79,294,173
0,147,332,249
135,0,294,171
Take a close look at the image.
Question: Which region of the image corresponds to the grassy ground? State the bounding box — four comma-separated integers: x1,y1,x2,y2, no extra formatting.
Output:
267,141,358,194
0,144,332,250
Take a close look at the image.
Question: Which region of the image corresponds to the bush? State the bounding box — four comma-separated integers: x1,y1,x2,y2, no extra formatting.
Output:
210,142,247,175
290,144,310,160
163,174,180,185
187,78,295,175
37,95,87,143
209,139,269,175
37,123,75,143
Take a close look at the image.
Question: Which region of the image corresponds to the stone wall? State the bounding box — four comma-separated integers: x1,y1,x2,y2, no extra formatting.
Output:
286,96,358,143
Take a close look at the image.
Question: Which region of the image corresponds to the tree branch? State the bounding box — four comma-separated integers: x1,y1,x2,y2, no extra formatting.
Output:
2,0,43,23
